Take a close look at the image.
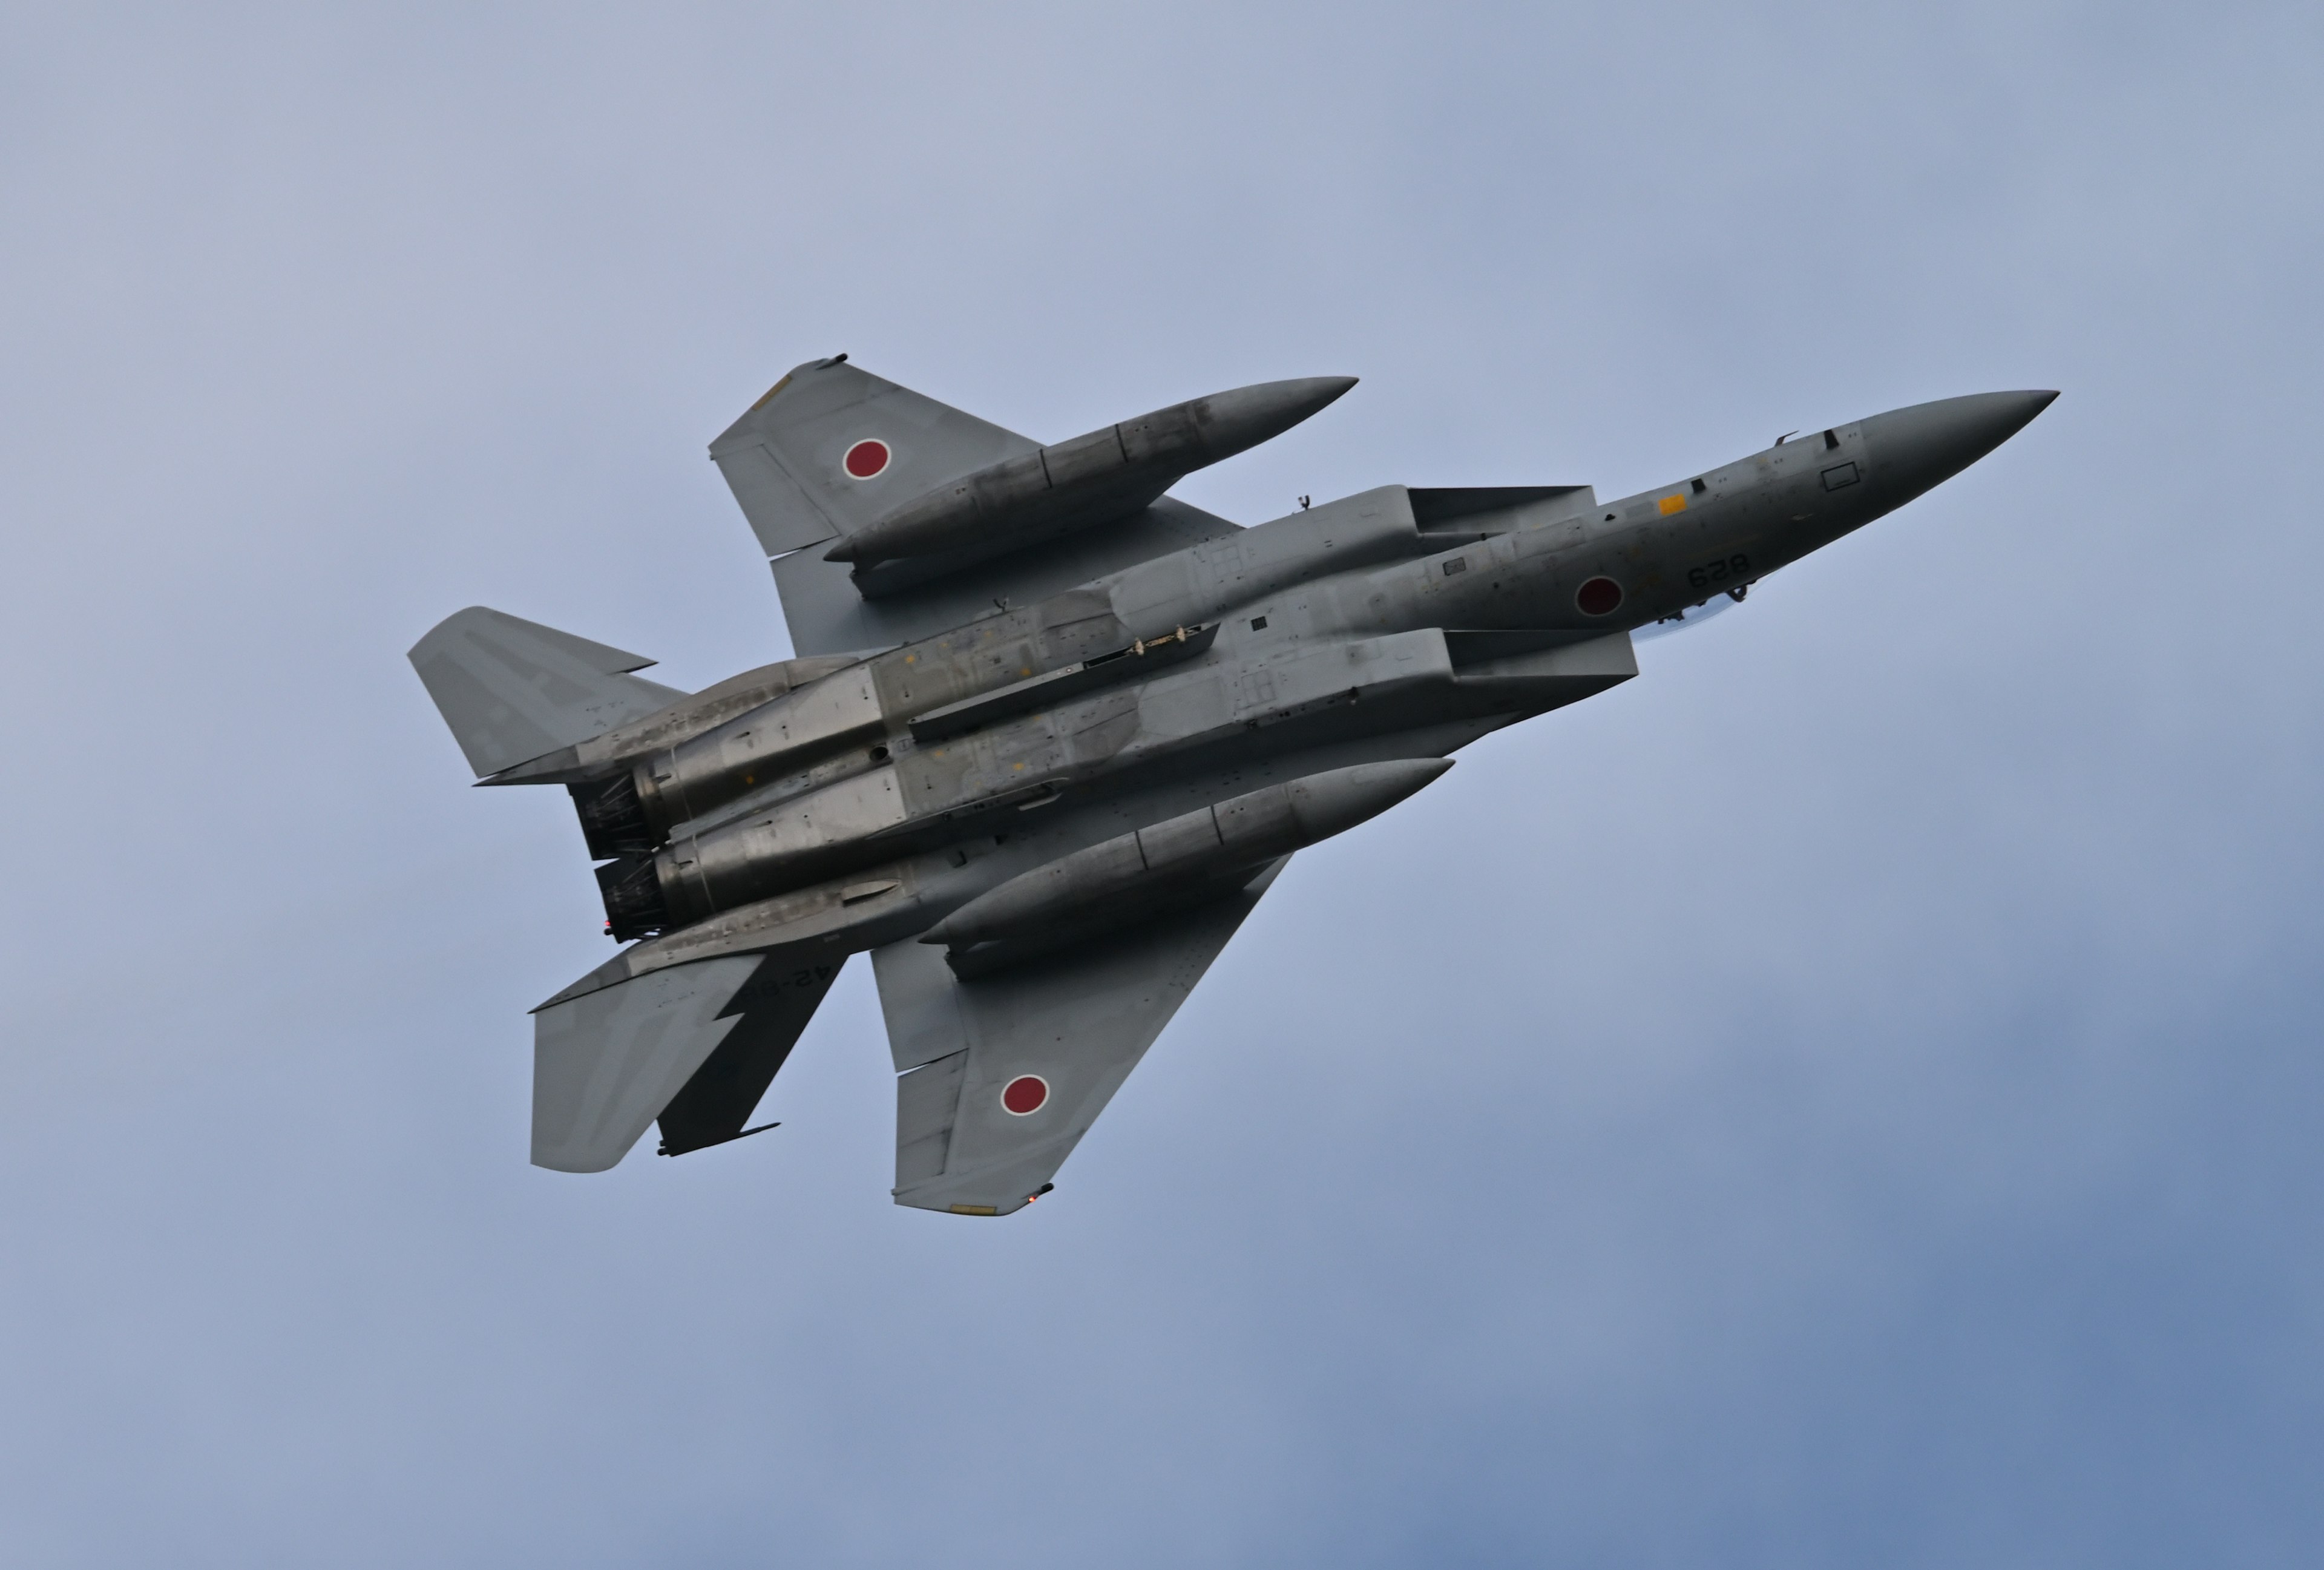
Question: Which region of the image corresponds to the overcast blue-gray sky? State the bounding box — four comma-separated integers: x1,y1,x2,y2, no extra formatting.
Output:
2,4,2320,1565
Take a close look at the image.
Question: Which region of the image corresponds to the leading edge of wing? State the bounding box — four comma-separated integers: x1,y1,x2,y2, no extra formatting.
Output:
872,858,1288,1217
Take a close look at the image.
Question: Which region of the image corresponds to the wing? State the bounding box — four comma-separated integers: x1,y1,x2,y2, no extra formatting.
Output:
530,949,841,1171
873,859,1287,1216
409,606,686,777
709,355,1034,557
711,357,1238,656
767,495,1234,657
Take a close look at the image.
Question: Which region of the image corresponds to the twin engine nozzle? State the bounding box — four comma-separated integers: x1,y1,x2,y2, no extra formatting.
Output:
570,663,891,863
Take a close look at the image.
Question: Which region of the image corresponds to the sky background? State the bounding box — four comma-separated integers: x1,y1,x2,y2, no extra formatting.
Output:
2,3,2320,1565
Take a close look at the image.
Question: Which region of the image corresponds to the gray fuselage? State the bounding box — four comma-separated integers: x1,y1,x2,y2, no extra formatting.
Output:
577,390,2052,973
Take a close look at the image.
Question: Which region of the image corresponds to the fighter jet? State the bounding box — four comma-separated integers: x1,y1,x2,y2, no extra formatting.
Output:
410,359,2054,1215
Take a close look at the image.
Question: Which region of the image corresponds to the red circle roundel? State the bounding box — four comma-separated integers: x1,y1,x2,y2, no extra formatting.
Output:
1001,1075,1049,1115
843,439,890,479
1576,576,1623,616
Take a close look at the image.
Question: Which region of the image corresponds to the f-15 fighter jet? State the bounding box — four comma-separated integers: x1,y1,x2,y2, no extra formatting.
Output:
410,359,2054,1215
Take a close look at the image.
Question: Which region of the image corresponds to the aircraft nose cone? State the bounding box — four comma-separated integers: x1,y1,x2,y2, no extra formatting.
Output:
1189,376,1359,462
1295,374,1362,407
1200,375,1359,431
1860,390,2058,504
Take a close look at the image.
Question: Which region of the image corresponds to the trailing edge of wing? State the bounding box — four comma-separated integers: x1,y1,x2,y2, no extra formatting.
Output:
768,495,1238,656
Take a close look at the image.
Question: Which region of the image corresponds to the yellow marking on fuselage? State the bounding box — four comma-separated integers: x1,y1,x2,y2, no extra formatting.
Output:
1659,494,1687,515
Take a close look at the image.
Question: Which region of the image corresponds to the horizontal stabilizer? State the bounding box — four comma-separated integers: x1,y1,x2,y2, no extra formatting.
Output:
654,953,843,1156
409,606,686,777
531,955,762,1172
531,950,845,1171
